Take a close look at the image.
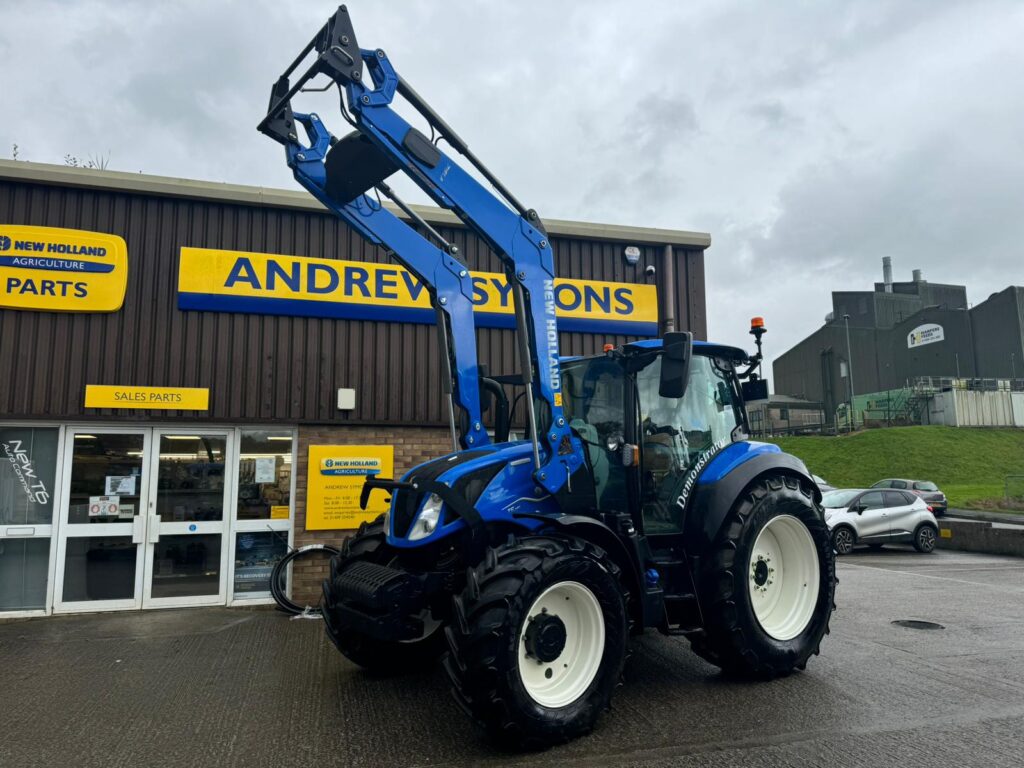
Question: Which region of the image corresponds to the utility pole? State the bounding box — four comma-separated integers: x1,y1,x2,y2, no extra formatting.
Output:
843,314,855,432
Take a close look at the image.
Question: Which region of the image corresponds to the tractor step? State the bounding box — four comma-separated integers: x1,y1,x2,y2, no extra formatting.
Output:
665,626,704,637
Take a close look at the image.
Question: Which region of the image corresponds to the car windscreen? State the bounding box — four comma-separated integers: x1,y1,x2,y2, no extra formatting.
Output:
914,481,938,491
822,490,860,508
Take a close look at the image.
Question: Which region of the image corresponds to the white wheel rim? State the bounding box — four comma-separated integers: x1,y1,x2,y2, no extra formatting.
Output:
749,515,820,641
517,581,605,708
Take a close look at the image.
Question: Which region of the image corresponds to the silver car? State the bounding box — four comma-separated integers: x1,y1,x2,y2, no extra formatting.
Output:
821,488,939,555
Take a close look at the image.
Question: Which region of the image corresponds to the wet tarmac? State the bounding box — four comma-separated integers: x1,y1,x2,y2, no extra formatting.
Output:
2,547,1024,767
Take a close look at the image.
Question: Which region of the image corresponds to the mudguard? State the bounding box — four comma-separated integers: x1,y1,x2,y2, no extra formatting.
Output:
684,442,820,550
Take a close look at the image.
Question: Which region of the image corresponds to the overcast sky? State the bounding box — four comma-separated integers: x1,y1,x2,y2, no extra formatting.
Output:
3,0,1023,378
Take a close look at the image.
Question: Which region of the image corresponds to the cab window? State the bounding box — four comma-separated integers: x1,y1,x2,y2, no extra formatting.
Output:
636,354,741,533
883,491,908,507
560,357,627,511
891,480,908,489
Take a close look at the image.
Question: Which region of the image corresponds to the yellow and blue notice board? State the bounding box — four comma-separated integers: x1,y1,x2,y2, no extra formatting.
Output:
0,225,128,312
178,247,658,335
306,444,395,530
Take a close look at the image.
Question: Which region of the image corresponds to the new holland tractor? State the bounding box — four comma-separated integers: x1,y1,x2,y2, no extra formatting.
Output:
259,6,836,748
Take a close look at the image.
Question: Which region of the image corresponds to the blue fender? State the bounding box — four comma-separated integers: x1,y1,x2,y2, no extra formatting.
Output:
684,441,819,549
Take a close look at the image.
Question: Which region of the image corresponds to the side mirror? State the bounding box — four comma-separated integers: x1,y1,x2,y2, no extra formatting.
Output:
659,331,693,399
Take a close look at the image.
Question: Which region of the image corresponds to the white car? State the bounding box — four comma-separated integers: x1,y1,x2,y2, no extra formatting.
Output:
821,488,939,555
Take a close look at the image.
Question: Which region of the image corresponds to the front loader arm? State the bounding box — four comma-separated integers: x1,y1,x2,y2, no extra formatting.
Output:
260,106,488,450
257,6,583,496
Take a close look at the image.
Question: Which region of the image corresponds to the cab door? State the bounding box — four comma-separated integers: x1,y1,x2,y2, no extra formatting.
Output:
853,491,888,542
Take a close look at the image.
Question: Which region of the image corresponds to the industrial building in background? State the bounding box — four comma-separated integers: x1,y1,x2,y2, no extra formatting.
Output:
772,258,1024,431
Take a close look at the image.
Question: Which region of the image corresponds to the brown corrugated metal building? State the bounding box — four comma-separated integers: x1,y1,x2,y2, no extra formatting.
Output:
0,159,709,616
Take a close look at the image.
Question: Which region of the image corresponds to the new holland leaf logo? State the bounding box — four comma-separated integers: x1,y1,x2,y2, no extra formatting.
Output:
320,457,382,476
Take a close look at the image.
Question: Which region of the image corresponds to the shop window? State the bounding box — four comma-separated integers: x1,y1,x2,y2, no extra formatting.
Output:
231,429,293,601
237,431,293,520
233,531,288,596
1,426,59,612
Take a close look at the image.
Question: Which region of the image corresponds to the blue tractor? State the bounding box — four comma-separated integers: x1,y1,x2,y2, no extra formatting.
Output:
259,7,836,748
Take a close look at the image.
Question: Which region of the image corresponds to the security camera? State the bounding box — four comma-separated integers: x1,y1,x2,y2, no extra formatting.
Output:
644,264,657,277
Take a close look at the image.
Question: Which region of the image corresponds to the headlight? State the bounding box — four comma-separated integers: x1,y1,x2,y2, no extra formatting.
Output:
408,493,443,541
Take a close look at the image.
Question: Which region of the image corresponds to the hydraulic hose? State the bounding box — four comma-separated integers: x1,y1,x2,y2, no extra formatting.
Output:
270,543,341,616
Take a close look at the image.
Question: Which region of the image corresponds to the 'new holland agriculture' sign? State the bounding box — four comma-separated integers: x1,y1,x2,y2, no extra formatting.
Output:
0,225,128,312
176,247,659,335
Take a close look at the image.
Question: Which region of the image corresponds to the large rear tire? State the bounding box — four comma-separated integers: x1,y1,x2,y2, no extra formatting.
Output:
690,475,836,678
444,535,628,749
322,515,445,674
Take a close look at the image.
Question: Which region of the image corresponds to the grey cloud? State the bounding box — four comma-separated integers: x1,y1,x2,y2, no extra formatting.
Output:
2,0,1023,389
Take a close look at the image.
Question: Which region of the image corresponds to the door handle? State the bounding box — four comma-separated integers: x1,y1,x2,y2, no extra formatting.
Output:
131,516,145,545
148,514,161,544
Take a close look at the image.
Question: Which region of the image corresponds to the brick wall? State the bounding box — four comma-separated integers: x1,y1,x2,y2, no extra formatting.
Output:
289,424,452,605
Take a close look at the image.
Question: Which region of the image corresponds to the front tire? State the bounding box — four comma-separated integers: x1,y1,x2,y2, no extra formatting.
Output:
322,515,445,674
445,535,628,749
690,475,836,678
831,526,856,555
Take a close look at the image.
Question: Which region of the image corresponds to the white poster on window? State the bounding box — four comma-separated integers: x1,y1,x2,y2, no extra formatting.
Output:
105,475,136,495
254,457,276,484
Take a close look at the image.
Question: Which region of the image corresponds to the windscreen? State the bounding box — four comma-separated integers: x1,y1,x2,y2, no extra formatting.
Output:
822,490,861,508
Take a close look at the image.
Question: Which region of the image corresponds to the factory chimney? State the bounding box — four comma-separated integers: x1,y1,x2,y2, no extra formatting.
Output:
912,268,923,283
882,257,893,293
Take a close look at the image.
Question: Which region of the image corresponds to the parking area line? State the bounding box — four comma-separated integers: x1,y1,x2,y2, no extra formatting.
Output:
838,561,1024,592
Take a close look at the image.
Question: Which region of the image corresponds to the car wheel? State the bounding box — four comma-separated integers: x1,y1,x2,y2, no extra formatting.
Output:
913,524,937,554
831,526,855,555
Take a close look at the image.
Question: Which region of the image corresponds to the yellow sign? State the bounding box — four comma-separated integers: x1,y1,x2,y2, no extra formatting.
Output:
177,247,658,335
0,225,128,312
940,528,952,539
270,505,290,520
84,385,209,410
306,444,394,530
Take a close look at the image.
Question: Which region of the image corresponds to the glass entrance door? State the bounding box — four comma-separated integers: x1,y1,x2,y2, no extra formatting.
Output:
142,430,232,608
54,428,149,612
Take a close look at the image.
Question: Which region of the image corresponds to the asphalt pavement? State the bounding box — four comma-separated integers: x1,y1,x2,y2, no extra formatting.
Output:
2,547,1024,767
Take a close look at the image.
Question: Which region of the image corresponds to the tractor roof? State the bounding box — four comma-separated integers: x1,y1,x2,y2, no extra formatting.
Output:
624,338,750,362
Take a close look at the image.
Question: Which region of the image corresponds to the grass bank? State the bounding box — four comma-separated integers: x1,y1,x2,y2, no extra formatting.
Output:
766,426,1024,509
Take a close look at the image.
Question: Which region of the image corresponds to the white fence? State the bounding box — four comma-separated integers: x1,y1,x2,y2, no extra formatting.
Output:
927,390,1024,427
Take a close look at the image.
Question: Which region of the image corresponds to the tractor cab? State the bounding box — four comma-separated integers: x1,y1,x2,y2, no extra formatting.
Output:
560,338,749,536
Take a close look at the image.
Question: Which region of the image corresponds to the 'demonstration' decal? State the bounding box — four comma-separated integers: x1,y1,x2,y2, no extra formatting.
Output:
674,438,729,513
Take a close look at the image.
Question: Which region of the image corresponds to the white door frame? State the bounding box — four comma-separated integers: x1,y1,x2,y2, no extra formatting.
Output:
141,427,236,609
0,420,66,618
53,426,152,614
227,427,297,606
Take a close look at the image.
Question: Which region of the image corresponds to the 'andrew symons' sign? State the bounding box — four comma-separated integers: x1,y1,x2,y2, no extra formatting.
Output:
176,247,658,335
